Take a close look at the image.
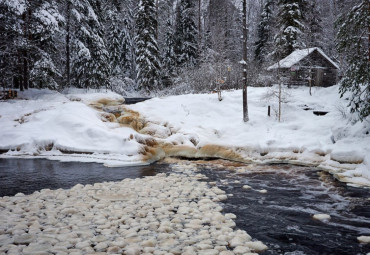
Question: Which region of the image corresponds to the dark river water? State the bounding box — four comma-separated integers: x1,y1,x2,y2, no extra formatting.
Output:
0,158,158,196
197,161,370,255
0,158,369,254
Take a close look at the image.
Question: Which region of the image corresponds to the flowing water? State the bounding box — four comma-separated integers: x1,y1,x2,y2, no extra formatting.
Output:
197,161,370,255
0,158,369,254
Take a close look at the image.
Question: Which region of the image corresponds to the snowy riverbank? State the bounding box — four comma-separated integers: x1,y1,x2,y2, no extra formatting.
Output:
128,86,370,187
0,86,369,187
0,163,267,255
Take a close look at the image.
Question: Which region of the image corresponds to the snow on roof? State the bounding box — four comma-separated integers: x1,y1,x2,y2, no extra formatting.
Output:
267,47,340,71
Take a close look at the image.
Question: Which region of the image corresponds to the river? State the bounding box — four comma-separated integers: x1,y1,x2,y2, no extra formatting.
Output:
0,158,369,254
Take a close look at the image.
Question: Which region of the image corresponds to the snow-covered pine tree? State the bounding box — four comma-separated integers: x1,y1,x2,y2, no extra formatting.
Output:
106,7,122,78
174,0,198,68
304,0,323,48
70,0,110,90
87,0,110,90
135,0,161,94
0,0,63,90
254,0,275,65
29,0,64,90
120,10,134,78
70,0,92,89
274,0,306,58
163,20,177,80
336,0,369,121
0,0,24,89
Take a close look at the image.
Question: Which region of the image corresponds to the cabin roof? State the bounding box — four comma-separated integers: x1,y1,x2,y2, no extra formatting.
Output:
267,47,340,71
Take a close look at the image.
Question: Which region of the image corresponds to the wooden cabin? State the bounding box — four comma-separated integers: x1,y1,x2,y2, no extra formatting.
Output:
267,47,339,87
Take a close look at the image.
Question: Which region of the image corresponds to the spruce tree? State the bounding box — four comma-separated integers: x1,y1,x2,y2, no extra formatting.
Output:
163,20,177,78
336,1,369,121
174,0,198,68
0,1,23,89
275,0,306,58
120,12,134,78
254,0,275,65
106,7,122,77
70,0,110,89
0,0,63,90
304,0,323,48
29,0,64,89
135,0,161,94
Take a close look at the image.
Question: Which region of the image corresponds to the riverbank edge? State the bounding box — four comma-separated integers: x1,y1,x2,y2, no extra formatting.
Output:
1,144,368,189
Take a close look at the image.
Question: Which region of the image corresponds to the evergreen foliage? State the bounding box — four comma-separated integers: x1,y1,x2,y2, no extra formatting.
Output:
275,0,306,58
305,0,323,47
135,0,162,94
120,11,134,78
336,1,369,121
30,0,64,89
71,0,110,89
254,0,275,65
106,7,122,77
163,20,177,78
0,0,364,98
174,0,198,68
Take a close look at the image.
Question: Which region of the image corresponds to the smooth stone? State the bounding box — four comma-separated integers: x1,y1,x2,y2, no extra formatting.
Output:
94,242,108,252
13,234,35,245
233,246,251,254
245,241,268,251
22,243,51,255
313,213,331,221
358,236,370,244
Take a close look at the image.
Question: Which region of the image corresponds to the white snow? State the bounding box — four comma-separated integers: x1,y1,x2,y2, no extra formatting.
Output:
128,85,370,187
267,47,340,70
0,85,369,187
0,89,143,166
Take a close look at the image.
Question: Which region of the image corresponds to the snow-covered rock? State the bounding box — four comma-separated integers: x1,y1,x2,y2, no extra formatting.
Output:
0,171,265,254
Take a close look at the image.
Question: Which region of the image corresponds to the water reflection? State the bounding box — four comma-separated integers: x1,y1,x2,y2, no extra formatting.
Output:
0,158,158,196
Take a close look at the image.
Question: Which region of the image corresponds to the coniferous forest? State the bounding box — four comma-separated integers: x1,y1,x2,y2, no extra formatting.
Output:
0,0,368,119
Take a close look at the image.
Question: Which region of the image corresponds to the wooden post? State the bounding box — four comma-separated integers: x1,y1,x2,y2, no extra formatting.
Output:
268,105,270,117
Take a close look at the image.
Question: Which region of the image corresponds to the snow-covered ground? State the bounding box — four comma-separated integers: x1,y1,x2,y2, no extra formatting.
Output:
0,86,369,187
0,88,144,166
128,85,370,187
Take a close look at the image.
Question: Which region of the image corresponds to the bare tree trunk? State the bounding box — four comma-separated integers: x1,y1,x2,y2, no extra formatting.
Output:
23,55,28,90
21,10,30,91
278,74,281,122
66,0,71,88
198,0,202,52
156,0,159,39
242,0,249,122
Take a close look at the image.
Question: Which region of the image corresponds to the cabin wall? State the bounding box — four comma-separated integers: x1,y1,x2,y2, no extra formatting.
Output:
274,51,338,87
303,51,338,87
